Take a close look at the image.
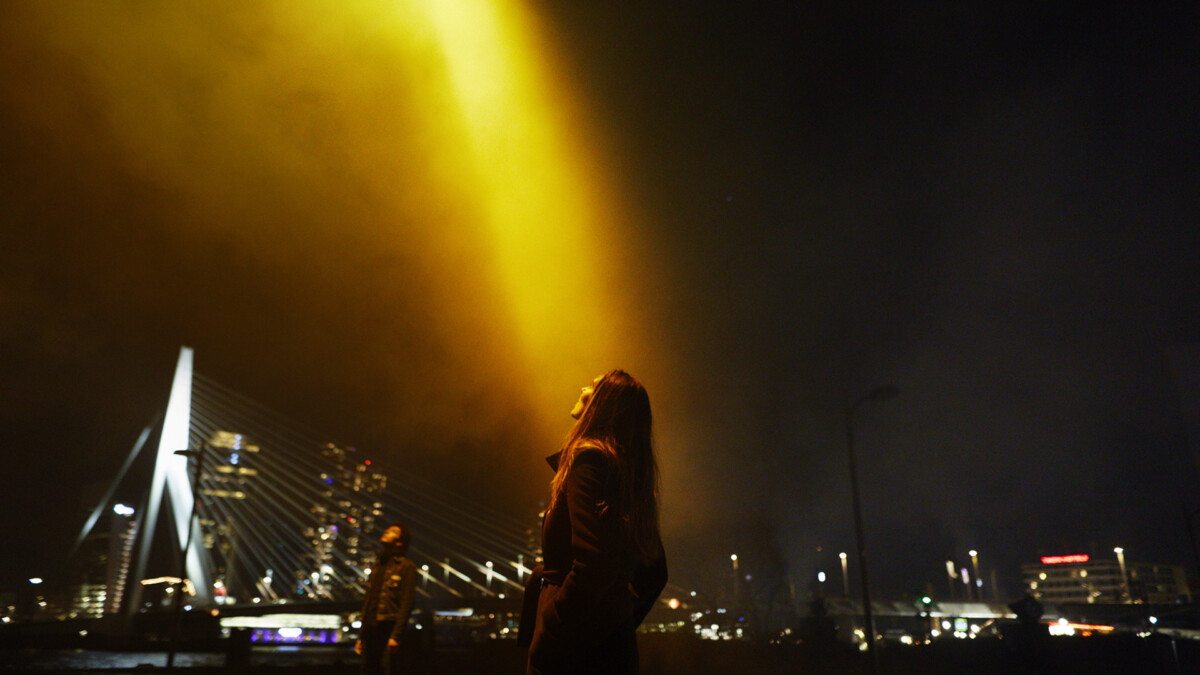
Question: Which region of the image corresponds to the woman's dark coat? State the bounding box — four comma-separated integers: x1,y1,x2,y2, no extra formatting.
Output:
521,447,667,674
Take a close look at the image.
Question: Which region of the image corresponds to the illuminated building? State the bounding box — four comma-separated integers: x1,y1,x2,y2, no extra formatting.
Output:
68,504,137,617
305,443,388,599
200,431,261,604
191,433,389,603
104,504,139,614
203,431,259,501
1022,554,1191,604
69,583,107,619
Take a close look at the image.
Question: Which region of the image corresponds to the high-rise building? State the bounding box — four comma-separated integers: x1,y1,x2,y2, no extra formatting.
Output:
68,504,138,618
104,504,138,614
305,443,388,600
68,527,109,618
201,431,261,604
1022,553,1191,604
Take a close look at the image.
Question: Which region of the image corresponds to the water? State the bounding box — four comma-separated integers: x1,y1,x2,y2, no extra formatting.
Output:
0,645,356,670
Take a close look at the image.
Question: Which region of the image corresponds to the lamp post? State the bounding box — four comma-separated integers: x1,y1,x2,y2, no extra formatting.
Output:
969,550,981,601
168,444,207,669
730,554,739,604
845,384,898,675
839,552,850,597
1114,547,1129,603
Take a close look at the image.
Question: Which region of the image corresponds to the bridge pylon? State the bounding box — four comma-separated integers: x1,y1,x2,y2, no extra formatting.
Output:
127,346,212,614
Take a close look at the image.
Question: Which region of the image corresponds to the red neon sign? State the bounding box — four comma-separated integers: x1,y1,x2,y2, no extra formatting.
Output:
1040,554,1090,565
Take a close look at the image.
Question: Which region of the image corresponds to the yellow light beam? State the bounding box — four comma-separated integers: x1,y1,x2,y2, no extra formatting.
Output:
416,0,626,405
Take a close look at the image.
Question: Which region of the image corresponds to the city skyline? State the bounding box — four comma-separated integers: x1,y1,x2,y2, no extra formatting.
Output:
10,355,1196,612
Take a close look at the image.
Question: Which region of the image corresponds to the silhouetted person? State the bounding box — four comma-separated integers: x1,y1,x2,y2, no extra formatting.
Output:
357,522,417,675
520,370,668,675
800,596,838,652
1008,593,1050,674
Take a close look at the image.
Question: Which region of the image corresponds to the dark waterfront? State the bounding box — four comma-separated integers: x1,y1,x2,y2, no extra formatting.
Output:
5,634,1200,675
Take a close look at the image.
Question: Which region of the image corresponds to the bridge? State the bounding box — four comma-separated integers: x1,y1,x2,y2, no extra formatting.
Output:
74,347,543,621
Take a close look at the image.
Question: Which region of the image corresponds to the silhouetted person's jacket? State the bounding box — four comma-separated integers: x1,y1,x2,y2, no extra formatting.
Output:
361,550,417,643
522,448,667,674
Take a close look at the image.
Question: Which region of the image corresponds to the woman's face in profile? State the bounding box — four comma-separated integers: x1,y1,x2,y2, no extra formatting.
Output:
570,375,604,419
380,525,403,544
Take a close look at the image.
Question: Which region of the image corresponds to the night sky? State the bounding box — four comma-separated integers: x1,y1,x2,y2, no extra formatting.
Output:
2,1,1199,606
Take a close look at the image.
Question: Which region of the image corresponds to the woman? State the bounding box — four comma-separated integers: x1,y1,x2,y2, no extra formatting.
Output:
523,370,668,675
356,522,416,675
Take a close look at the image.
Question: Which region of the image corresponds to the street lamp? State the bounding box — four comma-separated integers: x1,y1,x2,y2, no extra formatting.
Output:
969,550,981,601
839,552,849,597
1114,547,1129,603
168,444,208,668
845,384,898,675
730,554,740,605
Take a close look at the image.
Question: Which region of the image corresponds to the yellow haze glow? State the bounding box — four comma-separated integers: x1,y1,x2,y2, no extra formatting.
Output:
417,0,630,412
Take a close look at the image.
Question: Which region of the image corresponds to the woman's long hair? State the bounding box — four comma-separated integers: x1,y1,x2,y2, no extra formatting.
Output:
550,369,660,563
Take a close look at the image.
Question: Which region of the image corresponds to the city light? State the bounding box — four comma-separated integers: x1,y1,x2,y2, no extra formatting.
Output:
1041,554,1090,565
112,504,135,516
